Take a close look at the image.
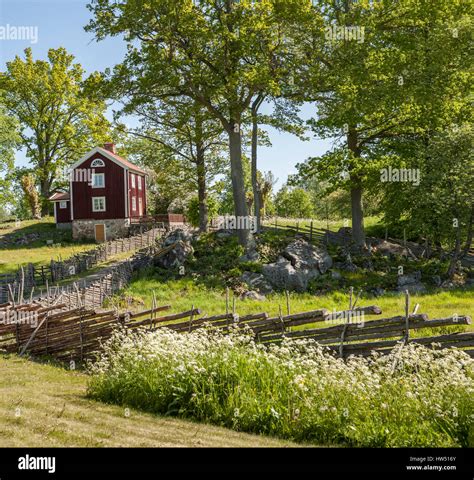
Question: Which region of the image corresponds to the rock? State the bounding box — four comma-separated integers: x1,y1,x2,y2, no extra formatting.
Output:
262,239,333,292
163,228,193,246
336,254,358,272
241,290,266,301
432,275,442,287
283,238,333,274
397,271,425,293
370,287,386,297
154,236,194,269
239,249,260,263
397,271,422,287
331,270,342,280
374,240,410,258
240,271,273,294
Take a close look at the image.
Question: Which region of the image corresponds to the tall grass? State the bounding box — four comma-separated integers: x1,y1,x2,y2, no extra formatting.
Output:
87,328,474,447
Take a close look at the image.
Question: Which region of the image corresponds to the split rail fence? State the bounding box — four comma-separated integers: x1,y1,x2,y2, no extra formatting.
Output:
1,298,472,363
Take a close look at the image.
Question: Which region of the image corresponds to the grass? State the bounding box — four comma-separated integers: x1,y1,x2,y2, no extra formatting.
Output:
262,215,382,233
0,218,95,274
0,355,302,447
119,276,474,333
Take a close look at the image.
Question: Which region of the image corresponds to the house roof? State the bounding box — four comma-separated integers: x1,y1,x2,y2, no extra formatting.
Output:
99,148,147,175
49,192,70,202
68,146,147,175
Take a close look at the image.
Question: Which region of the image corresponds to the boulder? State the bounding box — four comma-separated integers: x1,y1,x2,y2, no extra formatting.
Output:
331,270,342,280
283,238,333,274
239,249,260,263
163,228,193,246
156,229,194,269
397,271,422,287
240,290,266,301
397,271,425,293
262,239,333,292
240,271,273,294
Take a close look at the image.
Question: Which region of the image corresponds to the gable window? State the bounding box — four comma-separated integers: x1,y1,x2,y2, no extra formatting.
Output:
131,196,136,211
138,176,142,190
59,201,67,209
92,197,106,212
131,173,136,188
92,173,105,188
91,158,105,168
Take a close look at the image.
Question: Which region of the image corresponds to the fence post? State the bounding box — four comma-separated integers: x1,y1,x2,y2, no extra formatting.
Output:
310,220,313,242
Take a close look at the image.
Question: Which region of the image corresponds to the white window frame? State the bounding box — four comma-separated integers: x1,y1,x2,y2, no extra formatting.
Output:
92,196,106,212
59,201,68,209
91,158,105,168
138,176,142,190
131,196,136,211
131,173,136,188
92,173,105,188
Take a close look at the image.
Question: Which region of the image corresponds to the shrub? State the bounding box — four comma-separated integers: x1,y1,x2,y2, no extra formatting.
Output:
87,328,474,447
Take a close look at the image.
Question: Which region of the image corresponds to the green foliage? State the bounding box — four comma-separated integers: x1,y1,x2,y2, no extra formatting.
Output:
0,47,111,207
274,185,314,218
186,195,220,228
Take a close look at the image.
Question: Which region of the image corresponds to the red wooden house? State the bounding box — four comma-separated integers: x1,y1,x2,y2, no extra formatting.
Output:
49,143,148,242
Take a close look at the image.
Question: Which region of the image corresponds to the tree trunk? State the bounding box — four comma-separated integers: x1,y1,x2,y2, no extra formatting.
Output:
228,124,252,248
348,127,366,248
196,149,209,232
251,95,264,233
40,178,51,216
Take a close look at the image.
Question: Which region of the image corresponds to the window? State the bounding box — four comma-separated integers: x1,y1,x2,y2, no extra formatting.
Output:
131,174,135,188
131,196,136,211
138,197,143,214
91,158,105,168
92,173,105,188
59,201,67,209
138,176,142,190
92,197,106,212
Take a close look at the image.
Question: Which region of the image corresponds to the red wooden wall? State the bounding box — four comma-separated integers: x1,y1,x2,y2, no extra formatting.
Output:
71,152,126,220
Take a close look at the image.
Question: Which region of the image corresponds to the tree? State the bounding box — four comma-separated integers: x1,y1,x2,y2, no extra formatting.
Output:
20,173,41,219
111,96,227,231
0,48,111,214
0,102,20,211
86,0,314,248
300,0,471,248
275,185,314,219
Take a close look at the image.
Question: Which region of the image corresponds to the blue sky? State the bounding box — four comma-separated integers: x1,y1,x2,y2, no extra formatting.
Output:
0,0,333,189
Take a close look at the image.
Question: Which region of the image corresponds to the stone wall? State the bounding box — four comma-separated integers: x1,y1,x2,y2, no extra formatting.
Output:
72,218,130,241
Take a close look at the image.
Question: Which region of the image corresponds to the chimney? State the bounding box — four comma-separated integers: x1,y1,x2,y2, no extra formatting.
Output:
104,143,116,154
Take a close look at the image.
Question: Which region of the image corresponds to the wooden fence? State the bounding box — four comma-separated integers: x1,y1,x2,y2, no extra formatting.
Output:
0,227,165,304
1,297,472,363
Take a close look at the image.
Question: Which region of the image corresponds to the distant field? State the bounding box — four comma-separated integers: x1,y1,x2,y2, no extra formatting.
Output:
0,355,302,447
0,218,95,274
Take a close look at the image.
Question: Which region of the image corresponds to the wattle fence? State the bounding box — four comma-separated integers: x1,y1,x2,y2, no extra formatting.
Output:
0,227,165,304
